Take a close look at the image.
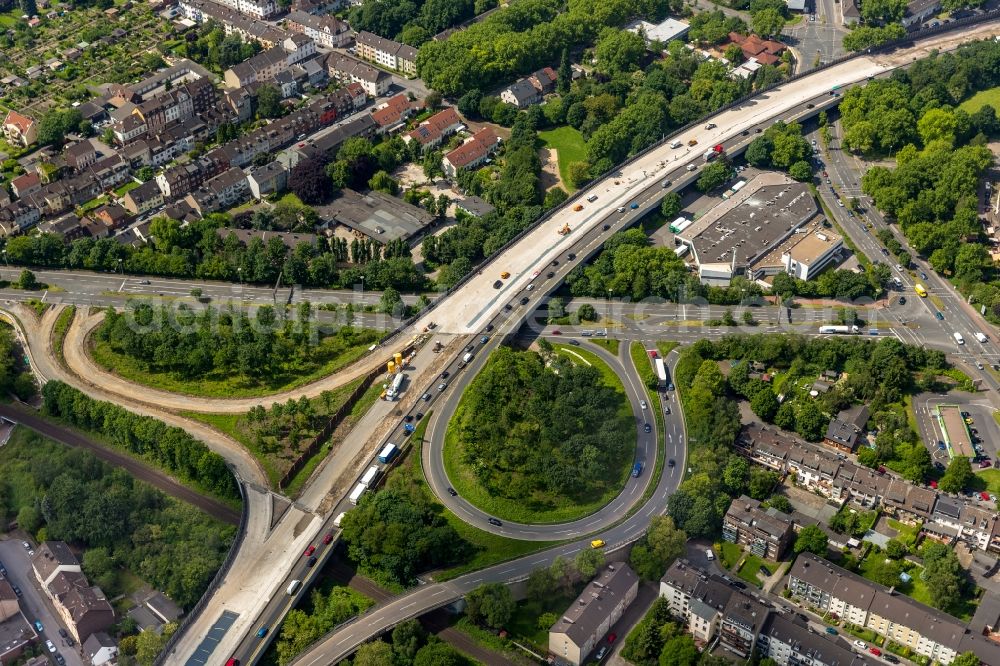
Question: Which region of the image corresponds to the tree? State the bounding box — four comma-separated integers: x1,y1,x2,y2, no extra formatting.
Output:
767,495,792,513
136,166,155,182
19,0,36,15
557,48,572,94
368,170,399,195
952,652,982,666
391,620,425,664
256,83,283,119
575,548,606,580
660,192,682,219
697,161,732,192
860,0,906,23
843,24,906,51
413,639,465,666
922,542,965,611
353,641,395,666
752,8,785,38
789,160,812,182
938,456,973,494
885,539,907,559
37,108,82,147
567,161,591,189
290,156,333,204
16,269,38,290
794,524,829,555
724,43,744,64
795,400,827,441
629,516,687,580
658,634,698,666
867,557,902,586
594,27,647,74
750,387,778,422
577,303,598,321
379,287,403,316
465,583,514,629
526,567,557,602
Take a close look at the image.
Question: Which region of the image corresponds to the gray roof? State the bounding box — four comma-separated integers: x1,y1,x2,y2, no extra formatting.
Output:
549,563,637,646
760,613,863,665
314,187,432,243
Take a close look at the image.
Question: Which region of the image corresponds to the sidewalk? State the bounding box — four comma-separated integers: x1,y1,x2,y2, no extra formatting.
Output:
608,582,660,666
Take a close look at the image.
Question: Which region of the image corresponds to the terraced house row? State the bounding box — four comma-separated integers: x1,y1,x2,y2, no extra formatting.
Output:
788,553,1000,664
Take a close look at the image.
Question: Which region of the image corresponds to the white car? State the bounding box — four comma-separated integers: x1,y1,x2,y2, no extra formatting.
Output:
21,541,29,550
639,400,647,410
46,640,56,653
853,640,867,651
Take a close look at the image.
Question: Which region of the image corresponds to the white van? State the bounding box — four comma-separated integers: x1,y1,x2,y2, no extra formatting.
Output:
706,549,715,561
954,332,965,345
975,332,989,343
686,163,697,171
333,512,347,527
287,580,301,595
669,140,682,149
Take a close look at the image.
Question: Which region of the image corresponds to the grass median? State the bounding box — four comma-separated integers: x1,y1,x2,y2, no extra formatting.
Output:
442,344,635,525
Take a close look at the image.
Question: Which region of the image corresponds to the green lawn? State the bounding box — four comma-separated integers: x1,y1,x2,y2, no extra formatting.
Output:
719,541,743,570
737,555,770,588
507,590,580,652
90,330,378,399
590,338,620,355
539,126,587,192
886,519,921,548
857,556,978,621
442,344,635,524
391,413,562,581
975,468,1000,495
959,86,1000,114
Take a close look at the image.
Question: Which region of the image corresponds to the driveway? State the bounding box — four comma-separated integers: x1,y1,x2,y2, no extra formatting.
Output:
0,537,84,666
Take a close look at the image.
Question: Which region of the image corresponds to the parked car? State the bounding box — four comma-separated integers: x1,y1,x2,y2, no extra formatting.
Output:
323,533,333,545
869,647,882,657
853,640,867,651
825,627,838,636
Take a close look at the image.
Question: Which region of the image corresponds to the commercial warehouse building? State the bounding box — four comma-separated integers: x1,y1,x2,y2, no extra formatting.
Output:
674,173,842,286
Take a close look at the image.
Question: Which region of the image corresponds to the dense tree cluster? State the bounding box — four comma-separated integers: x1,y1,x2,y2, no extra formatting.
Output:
417,0,671,96
687,9,748,44
0,429,235,609
629,516,687,580
41,381,239,500
842,24,906,51
351,626,472,666
275,587,373,665
0,214,426,292
176,20,261,73
452,347,633,503
339,486,471,586
857,408,933,483
95,302,376,384
745,120,812,175
0,324,37,401
621,598,701,666
841,41,1000,313
37,108,84,147
349,0,493,47
921,541,970,612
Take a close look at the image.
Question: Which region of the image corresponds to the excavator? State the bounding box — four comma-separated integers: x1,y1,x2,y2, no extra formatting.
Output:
557,223,571,236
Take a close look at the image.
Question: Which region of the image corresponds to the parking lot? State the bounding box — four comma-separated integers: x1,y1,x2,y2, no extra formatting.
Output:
0,538,84,666
913,393,1000,470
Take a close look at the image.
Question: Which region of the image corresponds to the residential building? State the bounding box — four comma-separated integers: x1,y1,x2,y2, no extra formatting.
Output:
780,227,843,280
500,67,558,108
824,405,870,453
0,578,33,664
64,140,97,171
625,17,690,48
720,594,769,658
442,127,501,178
285,10,352,47
202,166,249,209
757,613,866,666
31,541,82,589
722,496,794,560
247,160,288,198
725,32,786,65
113,114,149,145
2,111,37,147
122,181,165,215
11,172,42,199
903,0,941,27
548,563,638,665
325,52,391,96
179,0,286,44
403,107,463,151
83,632,118,666
223,35,315,88
371,94,414,134
787,553,1000,665
354,31,418,76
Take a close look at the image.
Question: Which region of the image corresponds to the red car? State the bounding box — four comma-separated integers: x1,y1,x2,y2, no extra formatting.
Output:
930,480,938,489
981,460,993,468
607,632,617,644
323,533,333,545
981,491,991,501
304,545,316,557
869,648,882,657
649,350,658,358
551,330,561,335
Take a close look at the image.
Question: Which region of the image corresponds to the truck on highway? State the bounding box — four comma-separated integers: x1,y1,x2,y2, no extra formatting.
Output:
703,144,724,162
348,482,367,505
462,351,474,363
378,443,399,464
976,332,989,343
360,465,381,489
333,512,348,527
914,283,928,297
818,325,860,334
954,332,965,345
385,372,405,401
669,139,682,148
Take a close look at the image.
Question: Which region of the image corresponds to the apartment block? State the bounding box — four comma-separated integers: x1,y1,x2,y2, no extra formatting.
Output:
354,31,418,76
722,496,794,560
548,563,637,665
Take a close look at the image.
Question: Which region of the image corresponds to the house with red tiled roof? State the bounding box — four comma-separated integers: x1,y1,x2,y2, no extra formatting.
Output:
2,110,37,147
726,32,786,66
11,171,42,198
371,94,414,134
442,127,502,178
403,107,463,151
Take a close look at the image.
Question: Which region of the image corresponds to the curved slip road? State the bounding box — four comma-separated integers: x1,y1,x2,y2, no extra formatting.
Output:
61,307,437,414
421,337,664,540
